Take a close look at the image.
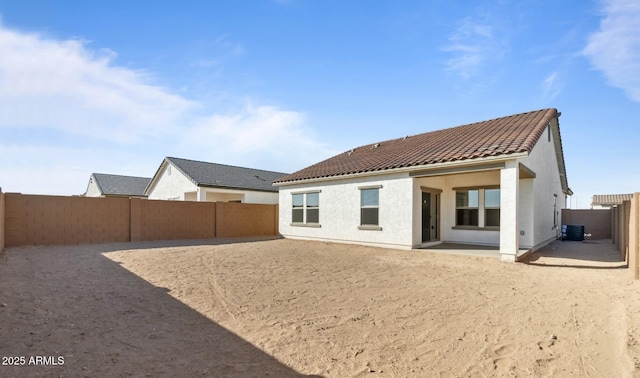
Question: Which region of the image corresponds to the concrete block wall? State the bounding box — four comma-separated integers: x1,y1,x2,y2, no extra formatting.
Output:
615,201,631,260
0,189,5,252
630,194,639,280
624,201,631,261
561,209,612,239
611,194,640,280
3,193,279,247
4,194,130,247
216,202,278,237
132,199,216,241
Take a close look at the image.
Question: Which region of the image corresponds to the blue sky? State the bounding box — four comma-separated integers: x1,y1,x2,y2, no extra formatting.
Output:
0,0,638,208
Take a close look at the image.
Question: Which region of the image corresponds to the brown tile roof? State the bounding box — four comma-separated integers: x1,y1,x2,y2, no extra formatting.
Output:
591,194,633,206
275,108,559,184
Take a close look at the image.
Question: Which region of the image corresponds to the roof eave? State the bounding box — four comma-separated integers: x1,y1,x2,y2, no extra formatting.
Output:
273,152,528,187
197,183,279,193
549,113,572,196
144,159,172,196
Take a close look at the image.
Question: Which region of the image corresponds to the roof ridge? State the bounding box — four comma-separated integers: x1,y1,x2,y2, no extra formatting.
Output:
92,173,151,179
166,156,288,175
91,173,151,196
343,108,556,154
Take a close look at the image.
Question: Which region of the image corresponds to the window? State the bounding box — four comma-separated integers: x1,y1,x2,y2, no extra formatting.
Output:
306,192,319,223
292,194,304,222
456,190,479,226
455,187,500,229
360,188,379,226
291,191,320,225
484,189,501,227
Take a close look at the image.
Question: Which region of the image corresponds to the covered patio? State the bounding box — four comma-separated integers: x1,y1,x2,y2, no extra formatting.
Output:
411,160,537,261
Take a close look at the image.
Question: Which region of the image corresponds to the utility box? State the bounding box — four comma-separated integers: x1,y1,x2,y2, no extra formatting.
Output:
561,224,585,241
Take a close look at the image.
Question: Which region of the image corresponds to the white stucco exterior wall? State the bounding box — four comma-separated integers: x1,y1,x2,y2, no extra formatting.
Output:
278,173,415,249
519,119,566,250
205,189,278,204
500,160,520,261
147,165,197,200
243,191,279,204
206,191,245,202
84,177,102,197
518,178,535,248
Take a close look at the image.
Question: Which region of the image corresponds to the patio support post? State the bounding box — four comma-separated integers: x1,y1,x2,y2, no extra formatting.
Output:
500,161,520,262
196,187,206,202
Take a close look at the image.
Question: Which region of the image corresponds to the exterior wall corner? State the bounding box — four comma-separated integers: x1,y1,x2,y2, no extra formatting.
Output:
499,161,520,260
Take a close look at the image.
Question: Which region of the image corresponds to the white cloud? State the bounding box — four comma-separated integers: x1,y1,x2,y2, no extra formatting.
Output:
181,104,335,172
0,24,195,143
583,0,640,102
442,15,507,80
541,71,563,101
0,23,332,194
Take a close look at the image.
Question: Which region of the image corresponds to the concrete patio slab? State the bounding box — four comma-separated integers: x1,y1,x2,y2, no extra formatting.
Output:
521,239,626,269
418,242,528,259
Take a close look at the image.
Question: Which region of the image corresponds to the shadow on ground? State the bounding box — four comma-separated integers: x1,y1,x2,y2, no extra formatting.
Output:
0,239,319,377
521,239,627,269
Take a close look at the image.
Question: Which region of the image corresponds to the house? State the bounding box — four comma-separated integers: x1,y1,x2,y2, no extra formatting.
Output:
84,173,151,198
145,157,288,204
591,194,633,209
273,108,573,262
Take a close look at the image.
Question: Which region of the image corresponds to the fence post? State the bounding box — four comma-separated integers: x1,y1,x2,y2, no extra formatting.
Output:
212,202,217,238
619,204,625,258
216,202,224,238
624,201,631,261
130,198,142,242
274,204,279,236
630,194,639,280
0,188,4,252
611,207,615,245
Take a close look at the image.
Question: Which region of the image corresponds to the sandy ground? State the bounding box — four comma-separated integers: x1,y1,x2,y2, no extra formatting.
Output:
1,237,639,377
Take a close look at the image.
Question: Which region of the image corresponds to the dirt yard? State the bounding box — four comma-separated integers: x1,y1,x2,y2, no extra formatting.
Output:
1,238,639,377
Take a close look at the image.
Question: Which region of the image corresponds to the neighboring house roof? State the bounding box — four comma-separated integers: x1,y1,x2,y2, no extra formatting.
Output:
591,194,633,207
90,173,151,197
275,108,565,186
147,157,288,193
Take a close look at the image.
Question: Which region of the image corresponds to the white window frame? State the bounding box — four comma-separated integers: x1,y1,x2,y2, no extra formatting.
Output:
455,189,479,227
484,188,501,228
291,190,321,227
454,186,500,230
358,185,382,231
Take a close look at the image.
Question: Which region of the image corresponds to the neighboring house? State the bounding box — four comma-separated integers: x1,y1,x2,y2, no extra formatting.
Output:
274,108,573,262
84,173,151,198
145,157,287,204
591,194,633,209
